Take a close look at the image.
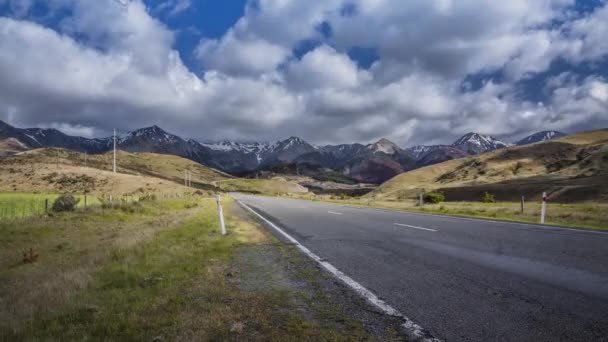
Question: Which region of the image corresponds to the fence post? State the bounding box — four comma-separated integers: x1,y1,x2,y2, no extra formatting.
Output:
521,195,525,214
419,191,424,207
84,194,87,209
45,199,49,214
540,192,547,224
217,194,226,236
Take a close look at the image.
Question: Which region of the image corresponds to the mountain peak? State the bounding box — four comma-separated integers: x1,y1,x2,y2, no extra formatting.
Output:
368,138,400,155
452,132,510,154
516,130,567,145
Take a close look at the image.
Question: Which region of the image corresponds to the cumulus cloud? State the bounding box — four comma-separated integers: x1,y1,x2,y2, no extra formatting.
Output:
1,0,607,147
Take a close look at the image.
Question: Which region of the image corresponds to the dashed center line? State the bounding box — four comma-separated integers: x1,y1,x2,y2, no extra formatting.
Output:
394,223,437,232
328,211,343,215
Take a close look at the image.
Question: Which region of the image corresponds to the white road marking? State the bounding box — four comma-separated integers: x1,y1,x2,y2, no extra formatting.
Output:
237,200,440,342
394,223,437,232
338,203,608,236
328,211,343,215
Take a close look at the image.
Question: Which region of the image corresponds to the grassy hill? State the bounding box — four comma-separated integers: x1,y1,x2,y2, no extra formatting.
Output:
0,148,312,196
217,178,309,195
369,129,608,203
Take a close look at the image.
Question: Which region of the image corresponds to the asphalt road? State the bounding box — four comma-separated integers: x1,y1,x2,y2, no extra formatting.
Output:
233,194,608,342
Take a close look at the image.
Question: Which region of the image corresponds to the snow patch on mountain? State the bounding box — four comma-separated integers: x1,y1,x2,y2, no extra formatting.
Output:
516,131,567,145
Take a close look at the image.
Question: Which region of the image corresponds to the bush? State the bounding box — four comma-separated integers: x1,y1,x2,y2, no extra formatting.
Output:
52,194,80,212
424,192,445,204
139,193,157,202
481,192,496,203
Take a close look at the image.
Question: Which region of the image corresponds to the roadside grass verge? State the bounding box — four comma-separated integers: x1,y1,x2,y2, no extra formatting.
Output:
281,193,608,231
218,179,307,195
1,195,390,340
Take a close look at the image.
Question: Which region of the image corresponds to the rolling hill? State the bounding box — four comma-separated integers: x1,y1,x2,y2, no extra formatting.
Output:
369,129,608,203
0,147,312,196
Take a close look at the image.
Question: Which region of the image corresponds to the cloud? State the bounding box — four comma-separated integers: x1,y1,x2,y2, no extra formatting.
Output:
1,0,607,147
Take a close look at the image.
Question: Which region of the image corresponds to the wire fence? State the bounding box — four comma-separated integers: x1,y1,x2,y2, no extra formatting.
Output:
0,192,199,221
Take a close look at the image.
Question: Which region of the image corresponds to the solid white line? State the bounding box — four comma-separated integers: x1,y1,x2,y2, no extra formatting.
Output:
394,223,437,232
237,200,440,342
328,211,343,215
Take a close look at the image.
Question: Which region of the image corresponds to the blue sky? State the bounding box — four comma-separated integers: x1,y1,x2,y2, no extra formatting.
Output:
0,0,607,145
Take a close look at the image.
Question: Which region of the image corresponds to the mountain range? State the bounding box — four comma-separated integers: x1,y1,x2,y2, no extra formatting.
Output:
0,120,566,184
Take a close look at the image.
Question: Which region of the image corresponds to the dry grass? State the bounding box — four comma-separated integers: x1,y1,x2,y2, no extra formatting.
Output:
218,178,309,195
0,150,196,195
0,196,386,340
0,199,200,336
370,129,608,203
313,197,608,230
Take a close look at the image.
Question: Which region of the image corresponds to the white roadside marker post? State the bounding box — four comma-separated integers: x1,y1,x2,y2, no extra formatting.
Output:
217,194,227,236
540,192,547,224
419,191,424,207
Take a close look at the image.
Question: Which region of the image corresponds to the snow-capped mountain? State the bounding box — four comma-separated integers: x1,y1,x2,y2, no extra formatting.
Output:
452,133,511,155
4,120,565,183
407,145,436,160
404,144,473,169
516,131,567,146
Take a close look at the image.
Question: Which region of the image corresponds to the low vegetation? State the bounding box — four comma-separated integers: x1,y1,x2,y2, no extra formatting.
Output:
294,194,608,230
0,148,226,195
369,129,608,203
481,192,496,203
218,178,308,195
0,195,397,340
424,192,445,204
0,193,100,219
51,194,80,212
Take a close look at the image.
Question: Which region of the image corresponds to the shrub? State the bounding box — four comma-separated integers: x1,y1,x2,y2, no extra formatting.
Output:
52,194,80,212
481,192,496,203
424,192,445,204
139,193,157,202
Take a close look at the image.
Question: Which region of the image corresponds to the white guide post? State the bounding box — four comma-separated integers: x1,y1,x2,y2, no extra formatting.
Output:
113,129,117,174
419,191,424,206
540,192,547,224
217,194,226,235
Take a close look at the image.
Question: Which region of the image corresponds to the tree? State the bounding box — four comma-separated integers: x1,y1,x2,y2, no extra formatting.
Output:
52,194,80,212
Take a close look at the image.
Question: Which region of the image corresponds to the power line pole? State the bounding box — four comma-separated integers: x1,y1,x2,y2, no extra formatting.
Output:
113,129,117,174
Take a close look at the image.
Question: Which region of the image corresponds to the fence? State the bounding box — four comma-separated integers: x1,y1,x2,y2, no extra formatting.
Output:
0,192,206,221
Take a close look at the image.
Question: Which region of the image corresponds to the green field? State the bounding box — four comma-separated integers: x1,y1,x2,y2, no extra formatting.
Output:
0,193,149,220
0,193,104,220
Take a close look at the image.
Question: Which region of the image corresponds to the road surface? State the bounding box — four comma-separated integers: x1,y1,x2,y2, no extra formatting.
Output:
233,194,608,341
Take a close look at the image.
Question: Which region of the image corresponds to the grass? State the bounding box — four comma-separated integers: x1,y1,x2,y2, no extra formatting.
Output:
284,193,608,230
0,195,385,340
369,129,608,203
353,200,607,230
0,193,102,219
218,178,308,195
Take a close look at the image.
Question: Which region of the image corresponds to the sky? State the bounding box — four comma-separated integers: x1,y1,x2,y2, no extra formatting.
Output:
0,0,607,146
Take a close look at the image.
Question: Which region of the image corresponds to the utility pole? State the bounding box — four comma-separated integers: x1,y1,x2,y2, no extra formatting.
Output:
113,129,117,174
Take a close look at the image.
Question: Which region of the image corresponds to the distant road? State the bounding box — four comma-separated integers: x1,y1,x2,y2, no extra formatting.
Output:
233,194,608,342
